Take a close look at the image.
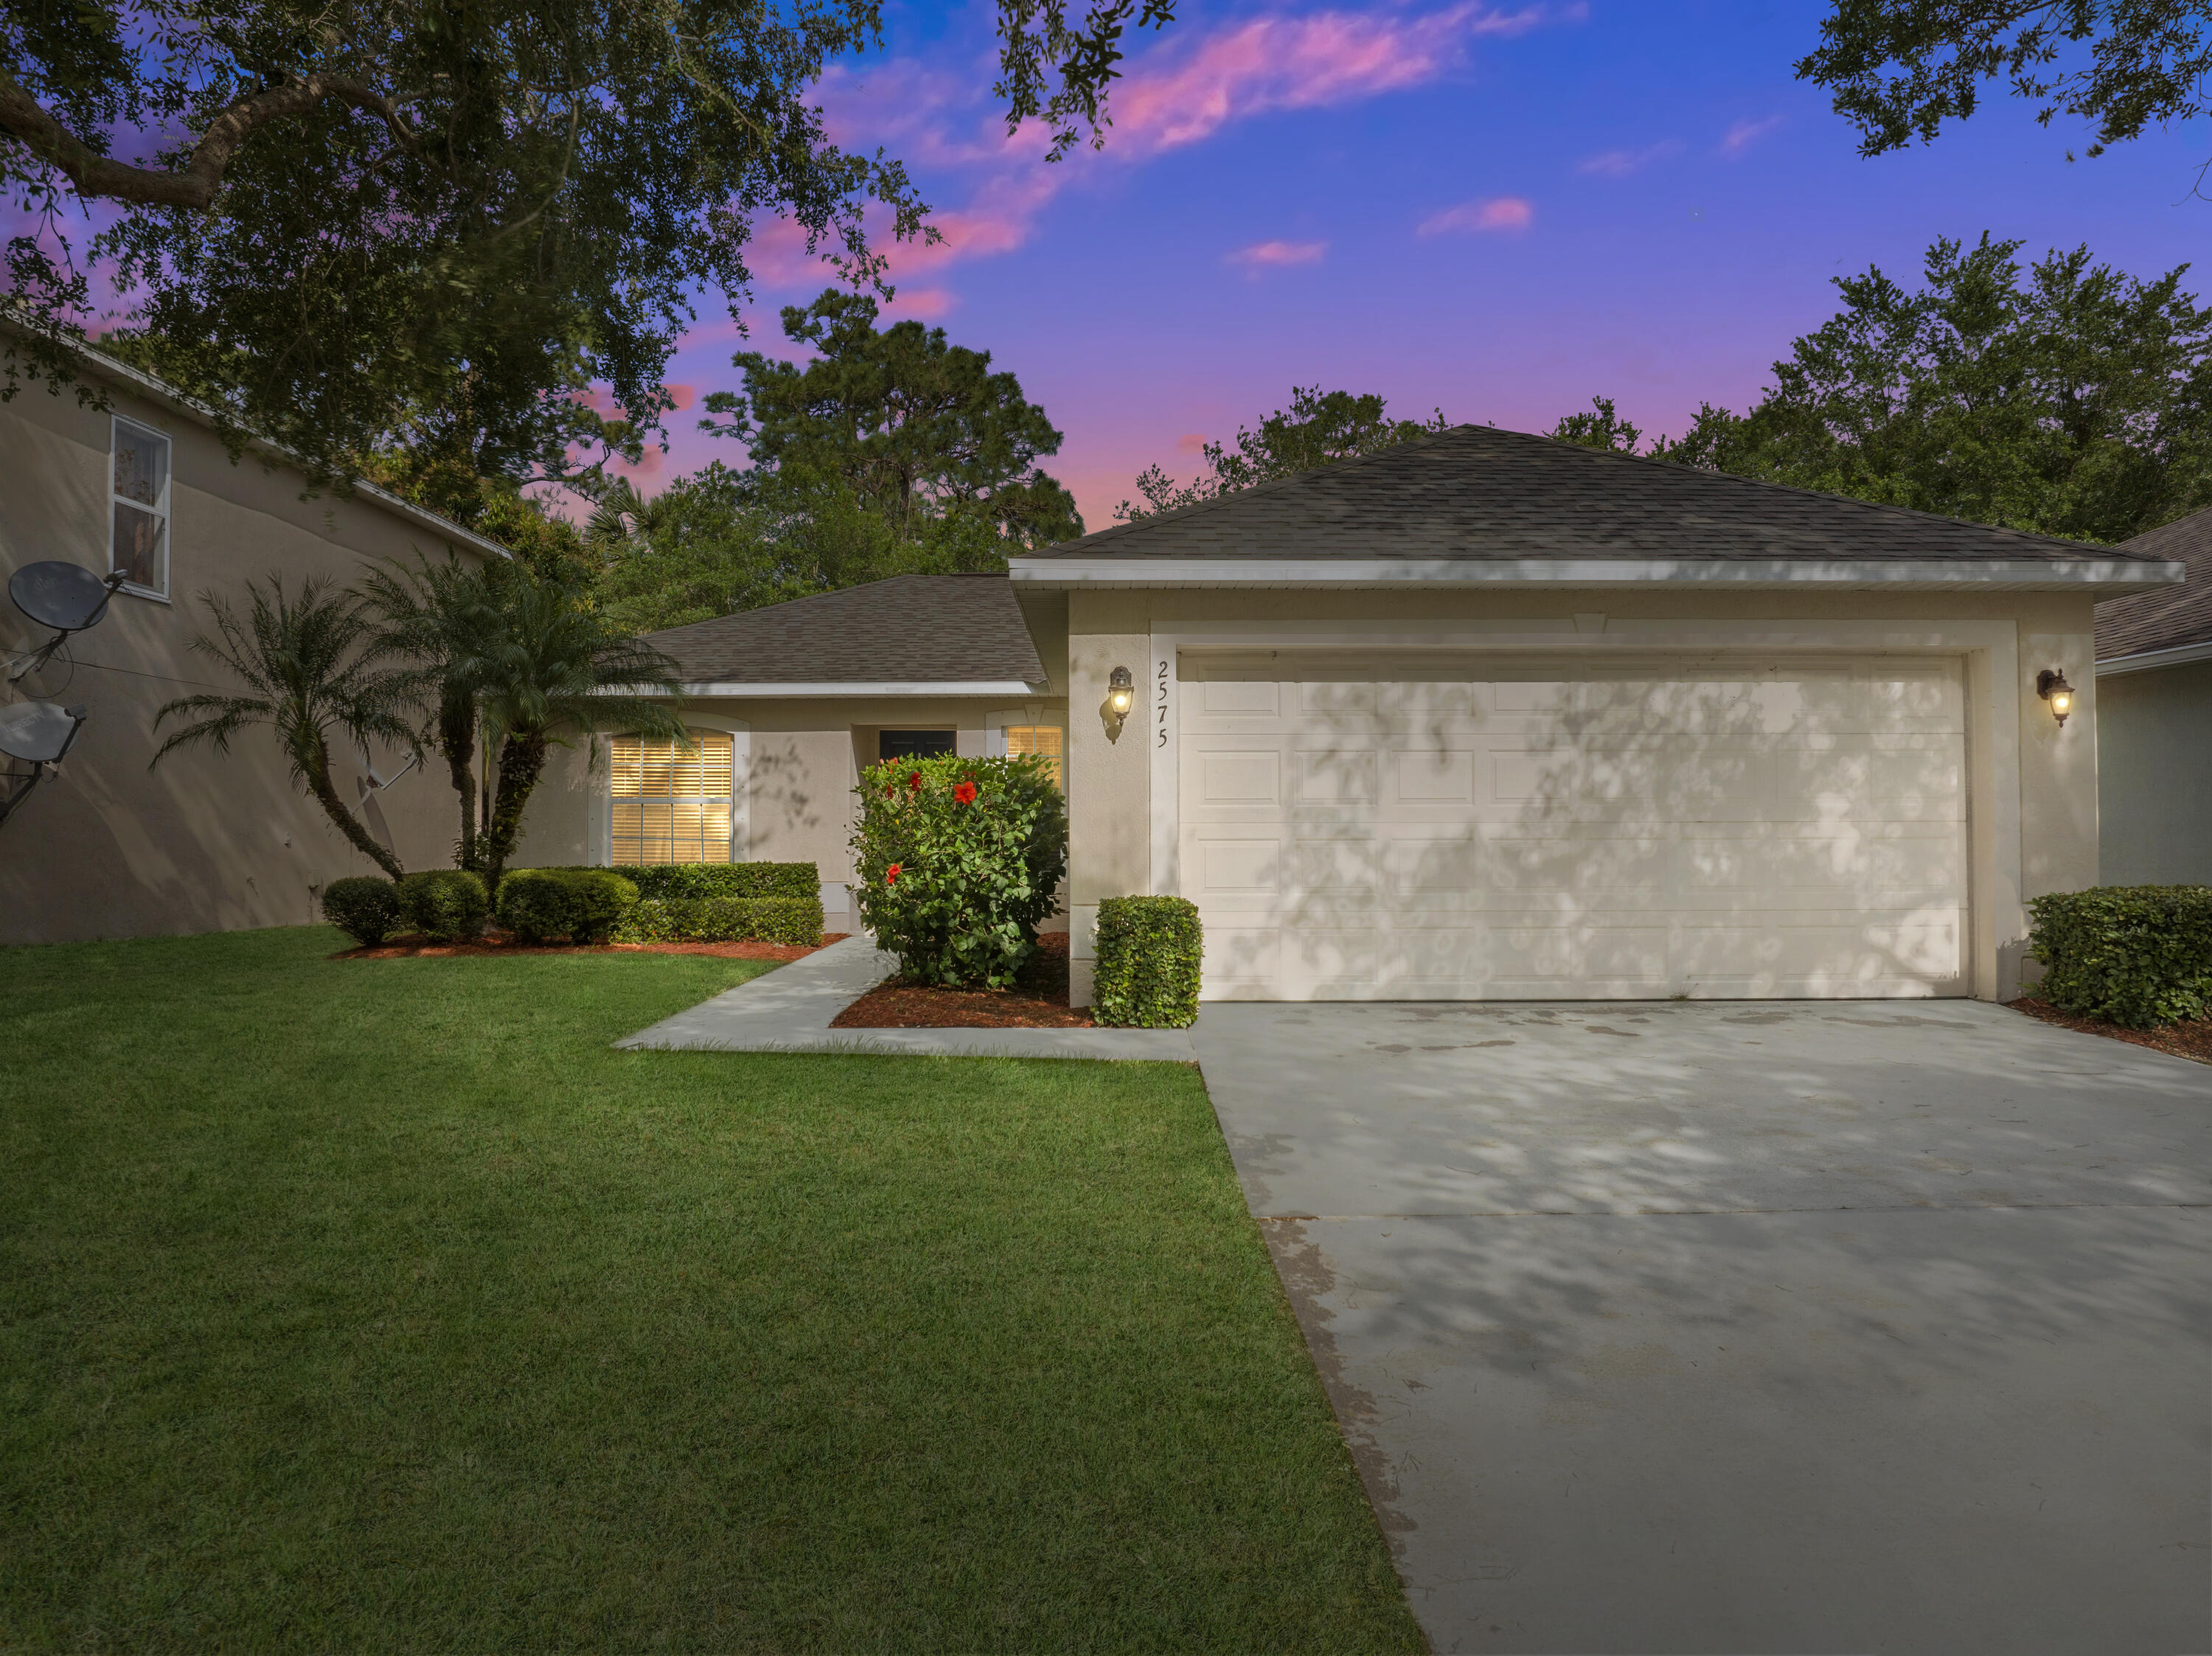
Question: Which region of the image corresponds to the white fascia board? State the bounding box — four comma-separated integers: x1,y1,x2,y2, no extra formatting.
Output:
2094,639,2212,676
1007,556,2187,588
663,681,1046,698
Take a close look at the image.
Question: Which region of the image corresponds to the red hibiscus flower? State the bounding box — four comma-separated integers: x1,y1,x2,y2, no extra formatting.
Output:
908,770,922,792
953,780,978,805
885,863,901,885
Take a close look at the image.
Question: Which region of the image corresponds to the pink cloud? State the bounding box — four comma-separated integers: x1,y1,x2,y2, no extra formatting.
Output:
881,286,957,320
1113,4,1549,156
1578,139,1683,178
1227,239,1328,272
1417,196,1534,237
1175,432,1208,453
1720,116,1783,155
664,383,695,411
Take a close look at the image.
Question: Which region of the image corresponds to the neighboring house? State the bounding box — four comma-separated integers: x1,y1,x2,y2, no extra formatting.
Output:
545,426,2174,1006
0,338,507,946
2094,506,2212,886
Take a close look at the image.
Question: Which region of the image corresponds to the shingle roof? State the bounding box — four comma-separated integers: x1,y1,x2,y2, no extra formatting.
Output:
2098,507,2212,661
642,574,1047,687
1021,424,2159,566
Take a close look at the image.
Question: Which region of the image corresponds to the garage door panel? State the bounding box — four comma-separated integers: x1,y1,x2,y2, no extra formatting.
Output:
1177,657,1969,999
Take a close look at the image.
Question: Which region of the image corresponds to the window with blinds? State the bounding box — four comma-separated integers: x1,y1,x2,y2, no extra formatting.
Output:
1006,726,1062,789
611,730,734,863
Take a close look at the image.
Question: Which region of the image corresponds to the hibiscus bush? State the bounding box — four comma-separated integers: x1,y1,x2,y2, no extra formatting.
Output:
851,754,1068,988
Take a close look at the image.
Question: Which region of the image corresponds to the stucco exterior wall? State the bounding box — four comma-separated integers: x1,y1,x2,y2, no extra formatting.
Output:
1060,585,2103,1003
2096,658,2212,886
1,374,491,946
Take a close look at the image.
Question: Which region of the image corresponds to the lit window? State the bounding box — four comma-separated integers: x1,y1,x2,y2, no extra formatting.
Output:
110,417,171,596
1006,725,1062,789
611,730,734,863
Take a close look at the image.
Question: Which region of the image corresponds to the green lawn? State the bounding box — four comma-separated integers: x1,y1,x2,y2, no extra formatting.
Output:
0,927,1417,1652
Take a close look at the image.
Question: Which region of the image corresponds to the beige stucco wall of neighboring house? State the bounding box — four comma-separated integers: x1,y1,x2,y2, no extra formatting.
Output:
537,692,1071,933
1060,584,2104,1004
2096,658,2212,886
0,372,493,947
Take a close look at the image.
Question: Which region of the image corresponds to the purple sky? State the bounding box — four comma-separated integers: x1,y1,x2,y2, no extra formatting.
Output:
631,0,2212,529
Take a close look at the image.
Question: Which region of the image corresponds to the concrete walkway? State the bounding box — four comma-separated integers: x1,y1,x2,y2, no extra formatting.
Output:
1189,999,2212,1655
615,935,1196,1060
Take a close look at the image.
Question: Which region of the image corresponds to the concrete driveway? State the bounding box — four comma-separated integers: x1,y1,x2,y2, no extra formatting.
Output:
1188,1001,2212,1655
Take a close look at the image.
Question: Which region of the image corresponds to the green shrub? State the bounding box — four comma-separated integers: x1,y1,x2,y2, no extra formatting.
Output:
610,895,824,947
2028,885,2212,1027
850,754,1068,988
397,869,490,942
525,863,820,902
321,877,400,947
1092,897,1203,1029
496,868,639,944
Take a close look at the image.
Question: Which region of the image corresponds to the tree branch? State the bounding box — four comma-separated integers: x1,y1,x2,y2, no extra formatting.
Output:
0,68,422,209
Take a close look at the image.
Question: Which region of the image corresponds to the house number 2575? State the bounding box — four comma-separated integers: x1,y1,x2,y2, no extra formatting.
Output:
1156,660,1169,747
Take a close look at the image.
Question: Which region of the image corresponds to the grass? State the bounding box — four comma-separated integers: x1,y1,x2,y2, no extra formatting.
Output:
0,927,1418,1652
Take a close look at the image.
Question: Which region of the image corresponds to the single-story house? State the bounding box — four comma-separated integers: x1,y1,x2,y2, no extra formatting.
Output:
532,425,2177,1006
2094,504,2212,886
0,337,504,946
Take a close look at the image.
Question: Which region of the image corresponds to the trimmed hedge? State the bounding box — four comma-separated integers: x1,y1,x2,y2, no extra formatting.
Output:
529,863,819,902
610,896,823,947
397,869,490,942
1092,897,1203,1029
497,868,639,944
2027,884,2212,1028
322,877,400,947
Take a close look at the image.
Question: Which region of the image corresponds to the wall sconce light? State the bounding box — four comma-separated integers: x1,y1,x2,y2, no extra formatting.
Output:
2036,668,2075,727
1102,664,1135,742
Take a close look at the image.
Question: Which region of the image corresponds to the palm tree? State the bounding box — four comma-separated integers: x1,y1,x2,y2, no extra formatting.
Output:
358,555,506,868
470,568,688,891
153,577,417,879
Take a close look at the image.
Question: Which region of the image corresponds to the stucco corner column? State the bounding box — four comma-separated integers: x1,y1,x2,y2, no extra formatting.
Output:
1063,595,1153,1007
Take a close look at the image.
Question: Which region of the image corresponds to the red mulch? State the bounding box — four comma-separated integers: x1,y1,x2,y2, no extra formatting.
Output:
832,930,1091,1029
2008,997,2212,1065
339,932,846,963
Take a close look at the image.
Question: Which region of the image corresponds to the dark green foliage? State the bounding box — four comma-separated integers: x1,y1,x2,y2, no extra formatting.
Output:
151,577,415,879
397,870,489,942
495,869,639,944
611,896,824,947
2027,885,2212,1028
703,289,1082,549
4,0,1169,495
1801,1,2212,162
1559,234,2212,544
1117,386,1450,521
851,755,1068,988
526,862,819,901
320,877,400,947
1092,897,1203,1029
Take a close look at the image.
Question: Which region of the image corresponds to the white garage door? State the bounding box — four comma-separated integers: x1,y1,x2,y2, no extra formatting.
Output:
1178,655,1968,1001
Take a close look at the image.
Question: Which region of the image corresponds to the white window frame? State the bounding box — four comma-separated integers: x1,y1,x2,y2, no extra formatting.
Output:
108,415,173,600
591,717,750,866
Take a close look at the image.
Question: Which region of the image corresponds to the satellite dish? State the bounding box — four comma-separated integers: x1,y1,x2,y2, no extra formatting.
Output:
0,700,87,829
7,562,128,689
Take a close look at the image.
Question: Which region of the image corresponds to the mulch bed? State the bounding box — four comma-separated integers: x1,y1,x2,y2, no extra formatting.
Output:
339,933,846,964
832,930,1091,1029
2008,996,2212,1065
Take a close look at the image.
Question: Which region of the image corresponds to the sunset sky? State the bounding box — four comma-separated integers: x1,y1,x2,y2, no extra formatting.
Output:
633,0,2212,529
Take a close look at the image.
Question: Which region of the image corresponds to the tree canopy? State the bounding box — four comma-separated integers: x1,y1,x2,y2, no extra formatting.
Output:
1115,386,1450,520
1552,234,2212,544
1,0,1176,493
1803,1,2212,164
703,288,1081,546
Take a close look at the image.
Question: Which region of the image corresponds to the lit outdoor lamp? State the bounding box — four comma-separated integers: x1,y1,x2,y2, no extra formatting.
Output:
1102,664,1135,742
2036,668,2076,727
